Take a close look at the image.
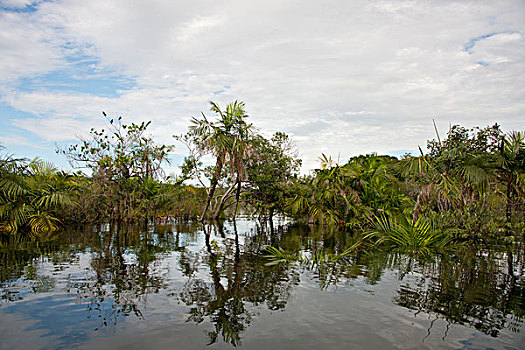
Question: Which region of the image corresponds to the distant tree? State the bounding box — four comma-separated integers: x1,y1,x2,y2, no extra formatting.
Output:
402,123,503,220
179,101,255,220
245,132,301,222
59,114,173,222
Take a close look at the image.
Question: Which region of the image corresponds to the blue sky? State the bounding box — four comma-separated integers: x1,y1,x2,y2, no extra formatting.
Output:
1,0,524,173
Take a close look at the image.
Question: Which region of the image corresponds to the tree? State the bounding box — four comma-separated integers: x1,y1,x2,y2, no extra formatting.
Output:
62,115,172,180
401,123,503,221
287,154,407,227
497,131,525,222
181,101,255,221
245,132,301,222
60,115,173,222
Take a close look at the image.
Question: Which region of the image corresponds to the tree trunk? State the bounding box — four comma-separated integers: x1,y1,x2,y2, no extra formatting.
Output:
212,180,238,219
413,192,422,222
199,157,223,221
233,180,242,218
504,175,515,237
506,176,513,224
268,207,274,230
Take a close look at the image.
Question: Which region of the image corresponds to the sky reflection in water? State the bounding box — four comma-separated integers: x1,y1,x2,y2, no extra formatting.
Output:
0,219,524,349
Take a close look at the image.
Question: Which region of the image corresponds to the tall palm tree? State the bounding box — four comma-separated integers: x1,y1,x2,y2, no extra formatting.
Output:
188,101,254,221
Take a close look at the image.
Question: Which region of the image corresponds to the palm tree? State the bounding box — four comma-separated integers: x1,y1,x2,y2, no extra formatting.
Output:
366,214,453,252
0,158,77,235
289,153,409,226
400,124,498,221
188,101,254,221
287,155,349,225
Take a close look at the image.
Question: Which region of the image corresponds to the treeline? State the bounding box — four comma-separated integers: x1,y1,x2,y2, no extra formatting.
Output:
285,122,524,246
1,100,524,244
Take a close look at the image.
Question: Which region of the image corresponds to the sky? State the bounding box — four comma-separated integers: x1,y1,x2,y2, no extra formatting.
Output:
0,0,524,174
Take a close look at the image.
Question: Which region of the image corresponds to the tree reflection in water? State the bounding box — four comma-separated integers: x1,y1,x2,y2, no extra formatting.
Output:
179,220,299,346
264,224,524,341
390,246,525,339
0,220,523,347
79,224,170,332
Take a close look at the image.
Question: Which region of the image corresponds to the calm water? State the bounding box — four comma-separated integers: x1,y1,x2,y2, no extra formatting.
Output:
1,219,524,349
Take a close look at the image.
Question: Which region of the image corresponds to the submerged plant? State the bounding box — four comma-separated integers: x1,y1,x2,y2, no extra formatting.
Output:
264,241,360,266
366,214,453,252
263,245,300,265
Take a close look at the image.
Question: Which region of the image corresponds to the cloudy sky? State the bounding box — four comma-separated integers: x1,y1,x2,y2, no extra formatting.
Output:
1,0,524,172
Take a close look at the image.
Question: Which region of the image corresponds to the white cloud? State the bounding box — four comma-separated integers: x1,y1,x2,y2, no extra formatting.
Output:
176,16,224,43
13,116,94,142
1,0,524,171
0,134,42,148
0,11,61,82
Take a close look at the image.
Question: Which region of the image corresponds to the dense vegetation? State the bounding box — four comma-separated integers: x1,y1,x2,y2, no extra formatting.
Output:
1,101,524,248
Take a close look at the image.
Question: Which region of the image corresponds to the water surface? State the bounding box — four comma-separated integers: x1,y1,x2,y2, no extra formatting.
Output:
1,219,524,349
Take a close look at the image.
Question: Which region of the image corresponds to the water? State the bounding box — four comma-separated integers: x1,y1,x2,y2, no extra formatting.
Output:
1,219,524,349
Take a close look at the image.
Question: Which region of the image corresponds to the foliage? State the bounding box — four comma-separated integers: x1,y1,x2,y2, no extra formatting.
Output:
2,104,524,243
264,242,360,266
282,121,523,242
399,123,524,238
245,132,302,221
365,214,453,252
401,123,502,217
62,115,173,180
496,130,525,223
177,101,255,220
0,156,77,235
287,154,411,227
60,115,174,223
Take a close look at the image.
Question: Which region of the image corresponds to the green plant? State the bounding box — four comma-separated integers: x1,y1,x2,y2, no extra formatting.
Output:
181,101,255,220
264,241,360,266
60,116,174,223
0,158,77,235
366,214,453,252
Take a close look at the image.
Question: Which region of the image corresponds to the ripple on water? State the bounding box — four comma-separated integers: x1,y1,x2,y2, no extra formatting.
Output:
0,220,523,349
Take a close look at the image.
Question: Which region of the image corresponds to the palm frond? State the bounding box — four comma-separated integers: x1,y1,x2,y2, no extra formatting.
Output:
366,214,453,251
